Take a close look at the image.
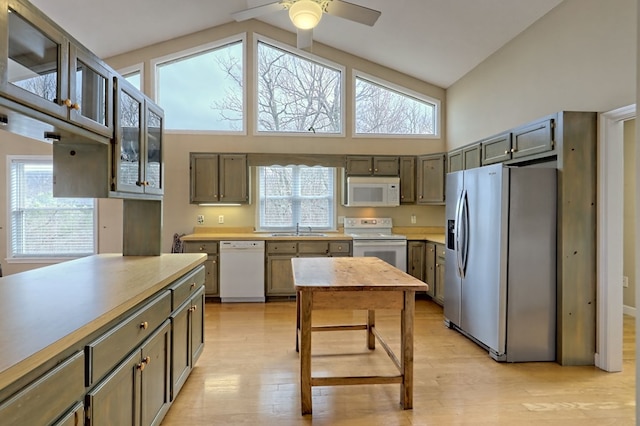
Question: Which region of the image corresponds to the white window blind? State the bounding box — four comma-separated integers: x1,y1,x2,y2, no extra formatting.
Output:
258,166,335,230
9,158,96,259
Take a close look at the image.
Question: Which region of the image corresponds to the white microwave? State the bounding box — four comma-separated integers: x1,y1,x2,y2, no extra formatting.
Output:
345,177,400,207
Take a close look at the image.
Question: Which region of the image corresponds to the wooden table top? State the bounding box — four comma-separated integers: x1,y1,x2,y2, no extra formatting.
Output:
292,257,428,291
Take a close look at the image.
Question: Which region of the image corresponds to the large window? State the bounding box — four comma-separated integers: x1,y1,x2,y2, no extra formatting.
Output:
258,166,335,231
155,37,244,132
8,157,96,259
354,71,439,137
256,38,343,135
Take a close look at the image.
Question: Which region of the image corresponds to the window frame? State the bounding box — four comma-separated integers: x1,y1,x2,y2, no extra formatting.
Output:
255,165,337,232
253,34,346,138
150,33,247,135
118,62,144,92
352,69,440,139
6,155,98,263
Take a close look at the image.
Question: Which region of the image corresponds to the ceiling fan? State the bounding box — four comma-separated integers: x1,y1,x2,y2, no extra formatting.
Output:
231,0,381,50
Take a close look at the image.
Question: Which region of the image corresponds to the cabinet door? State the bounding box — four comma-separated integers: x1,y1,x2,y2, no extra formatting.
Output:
425,243,436,298
144,102,164,195
416,153,445,204
481,132,512,165
447,150,463,173
69,45,113,137
86,349,140,426
345,156,373,175
190,153,219,203
190,287,205,364
114,77,145,193
3,1,70,120
204,255,219,296
53,401,84,426
407,241,425,281
399,156,416,203
219,154,248,203
462,144,481,169
266,256,296,296
170,301,190,400
512,118,554,159
373,156,399,176
140,320,171,426
434,245,446,305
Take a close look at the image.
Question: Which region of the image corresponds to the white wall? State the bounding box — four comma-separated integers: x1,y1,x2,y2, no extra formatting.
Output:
447,0,636,149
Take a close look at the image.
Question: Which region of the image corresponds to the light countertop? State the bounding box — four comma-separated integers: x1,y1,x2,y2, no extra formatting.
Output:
0,253,206,391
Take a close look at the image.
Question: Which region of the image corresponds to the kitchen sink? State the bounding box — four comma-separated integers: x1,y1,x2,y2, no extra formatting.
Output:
270,232,327,237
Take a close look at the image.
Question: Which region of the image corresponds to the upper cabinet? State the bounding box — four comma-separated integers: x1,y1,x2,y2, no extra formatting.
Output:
480,132,512,165
345,156,399,176
399,156,416,204
190,153,249,204
416,153,445,204
448,143,481,173
113,76,164,195
1,0,113,138
480,118,554,166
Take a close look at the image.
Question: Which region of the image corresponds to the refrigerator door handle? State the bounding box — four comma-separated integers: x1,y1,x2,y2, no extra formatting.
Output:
454,190,464,277
460,190,469,277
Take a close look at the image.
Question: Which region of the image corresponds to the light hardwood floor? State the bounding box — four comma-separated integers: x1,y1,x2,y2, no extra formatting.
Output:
162,299,635,425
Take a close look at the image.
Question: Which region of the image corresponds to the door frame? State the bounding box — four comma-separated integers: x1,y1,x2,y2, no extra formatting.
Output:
597,104,635,372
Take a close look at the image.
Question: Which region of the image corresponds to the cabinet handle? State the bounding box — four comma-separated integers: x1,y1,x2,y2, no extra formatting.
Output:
63,99,73,107
140,321,149,330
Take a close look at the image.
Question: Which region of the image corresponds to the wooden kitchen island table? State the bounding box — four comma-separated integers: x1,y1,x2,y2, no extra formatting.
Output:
292,257,428,415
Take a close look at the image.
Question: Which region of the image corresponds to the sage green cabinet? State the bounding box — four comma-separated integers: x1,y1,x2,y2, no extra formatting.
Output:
407,241,425,285
447,150,463,173
462,143,481,169
2,0,114,138
190,153,249,204
86,320,171,426
266,240,352,296
399,156,416,203
346,156,399,176
434,244,446,305
183,241,219,297
54,401,84,426
425,242,436,299
481,132,512,165
416,153,445,204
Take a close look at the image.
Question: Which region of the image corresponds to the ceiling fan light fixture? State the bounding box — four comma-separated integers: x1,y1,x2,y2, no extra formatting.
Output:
289,0,323,30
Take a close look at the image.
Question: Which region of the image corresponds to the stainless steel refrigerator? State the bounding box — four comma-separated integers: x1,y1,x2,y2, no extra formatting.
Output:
444,163,556,362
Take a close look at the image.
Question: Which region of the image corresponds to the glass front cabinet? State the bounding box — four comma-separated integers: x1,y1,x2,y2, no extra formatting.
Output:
1,0,113,138
114,76,164,196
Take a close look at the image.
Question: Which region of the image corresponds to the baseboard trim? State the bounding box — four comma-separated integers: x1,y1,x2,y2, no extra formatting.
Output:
623,305,636,317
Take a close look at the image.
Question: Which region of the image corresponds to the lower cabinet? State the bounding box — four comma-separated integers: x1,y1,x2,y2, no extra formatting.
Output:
266,240,352,296
183,241,219,297
407,241,425,282
425,243,436,298
434,244,446,305
86,320,172,426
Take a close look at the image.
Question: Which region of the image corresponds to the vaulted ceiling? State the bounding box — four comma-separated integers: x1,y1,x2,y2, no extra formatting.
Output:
30,0,564,88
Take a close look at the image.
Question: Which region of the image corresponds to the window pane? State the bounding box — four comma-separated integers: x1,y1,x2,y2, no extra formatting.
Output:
157,40,243,131
258,166,334,230
256,41,342,134
10,159,95,258
124,71,141,90
355,76,436,135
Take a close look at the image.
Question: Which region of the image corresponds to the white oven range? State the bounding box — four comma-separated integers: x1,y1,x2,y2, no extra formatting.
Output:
344,217,407,272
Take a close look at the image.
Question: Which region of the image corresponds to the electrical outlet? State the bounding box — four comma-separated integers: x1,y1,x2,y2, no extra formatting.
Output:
623,276,629,288
197,215,204,225
218,215,224,224
411,214,417,224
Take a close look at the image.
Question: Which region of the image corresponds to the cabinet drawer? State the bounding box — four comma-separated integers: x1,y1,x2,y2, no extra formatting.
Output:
267,242,297,254
298,241,329,254
169,265,205,310
329,241,351,254
437,245,446,260
0,351,84,426
86,291,171,386
183,241,218,254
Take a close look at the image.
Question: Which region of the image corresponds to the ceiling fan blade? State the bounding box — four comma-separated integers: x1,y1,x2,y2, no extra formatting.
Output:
231,2,285,22
297,28,313,50
325,0,381,26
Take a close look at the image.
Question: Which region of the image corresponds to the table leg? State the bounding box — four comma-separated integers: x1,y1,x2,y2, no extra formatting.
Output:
367,310,376,350
300,290,313,415
401,291,415,409
296,290,300,352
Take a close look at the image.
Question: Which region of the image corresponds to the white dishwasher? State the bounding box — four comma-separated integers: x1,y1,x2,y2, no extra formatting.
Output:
219,240,265,303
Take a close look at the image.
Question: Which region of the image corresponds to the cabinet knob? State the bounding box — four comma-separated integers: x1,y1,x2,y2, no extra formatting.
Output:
63,99,73,108
374,168,378,172
135,181,143,187
137,356,151,371
504,150,509,155
140,321,149,330
510,148,516,153
190,282,196,289
199,246,205,251
72,103,80,111
189,305,198,312
220,194,224,198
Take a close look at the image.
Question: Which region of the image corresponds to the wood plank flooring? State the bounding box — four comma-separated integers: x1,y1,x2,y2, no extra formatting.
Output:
161,299,635,425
